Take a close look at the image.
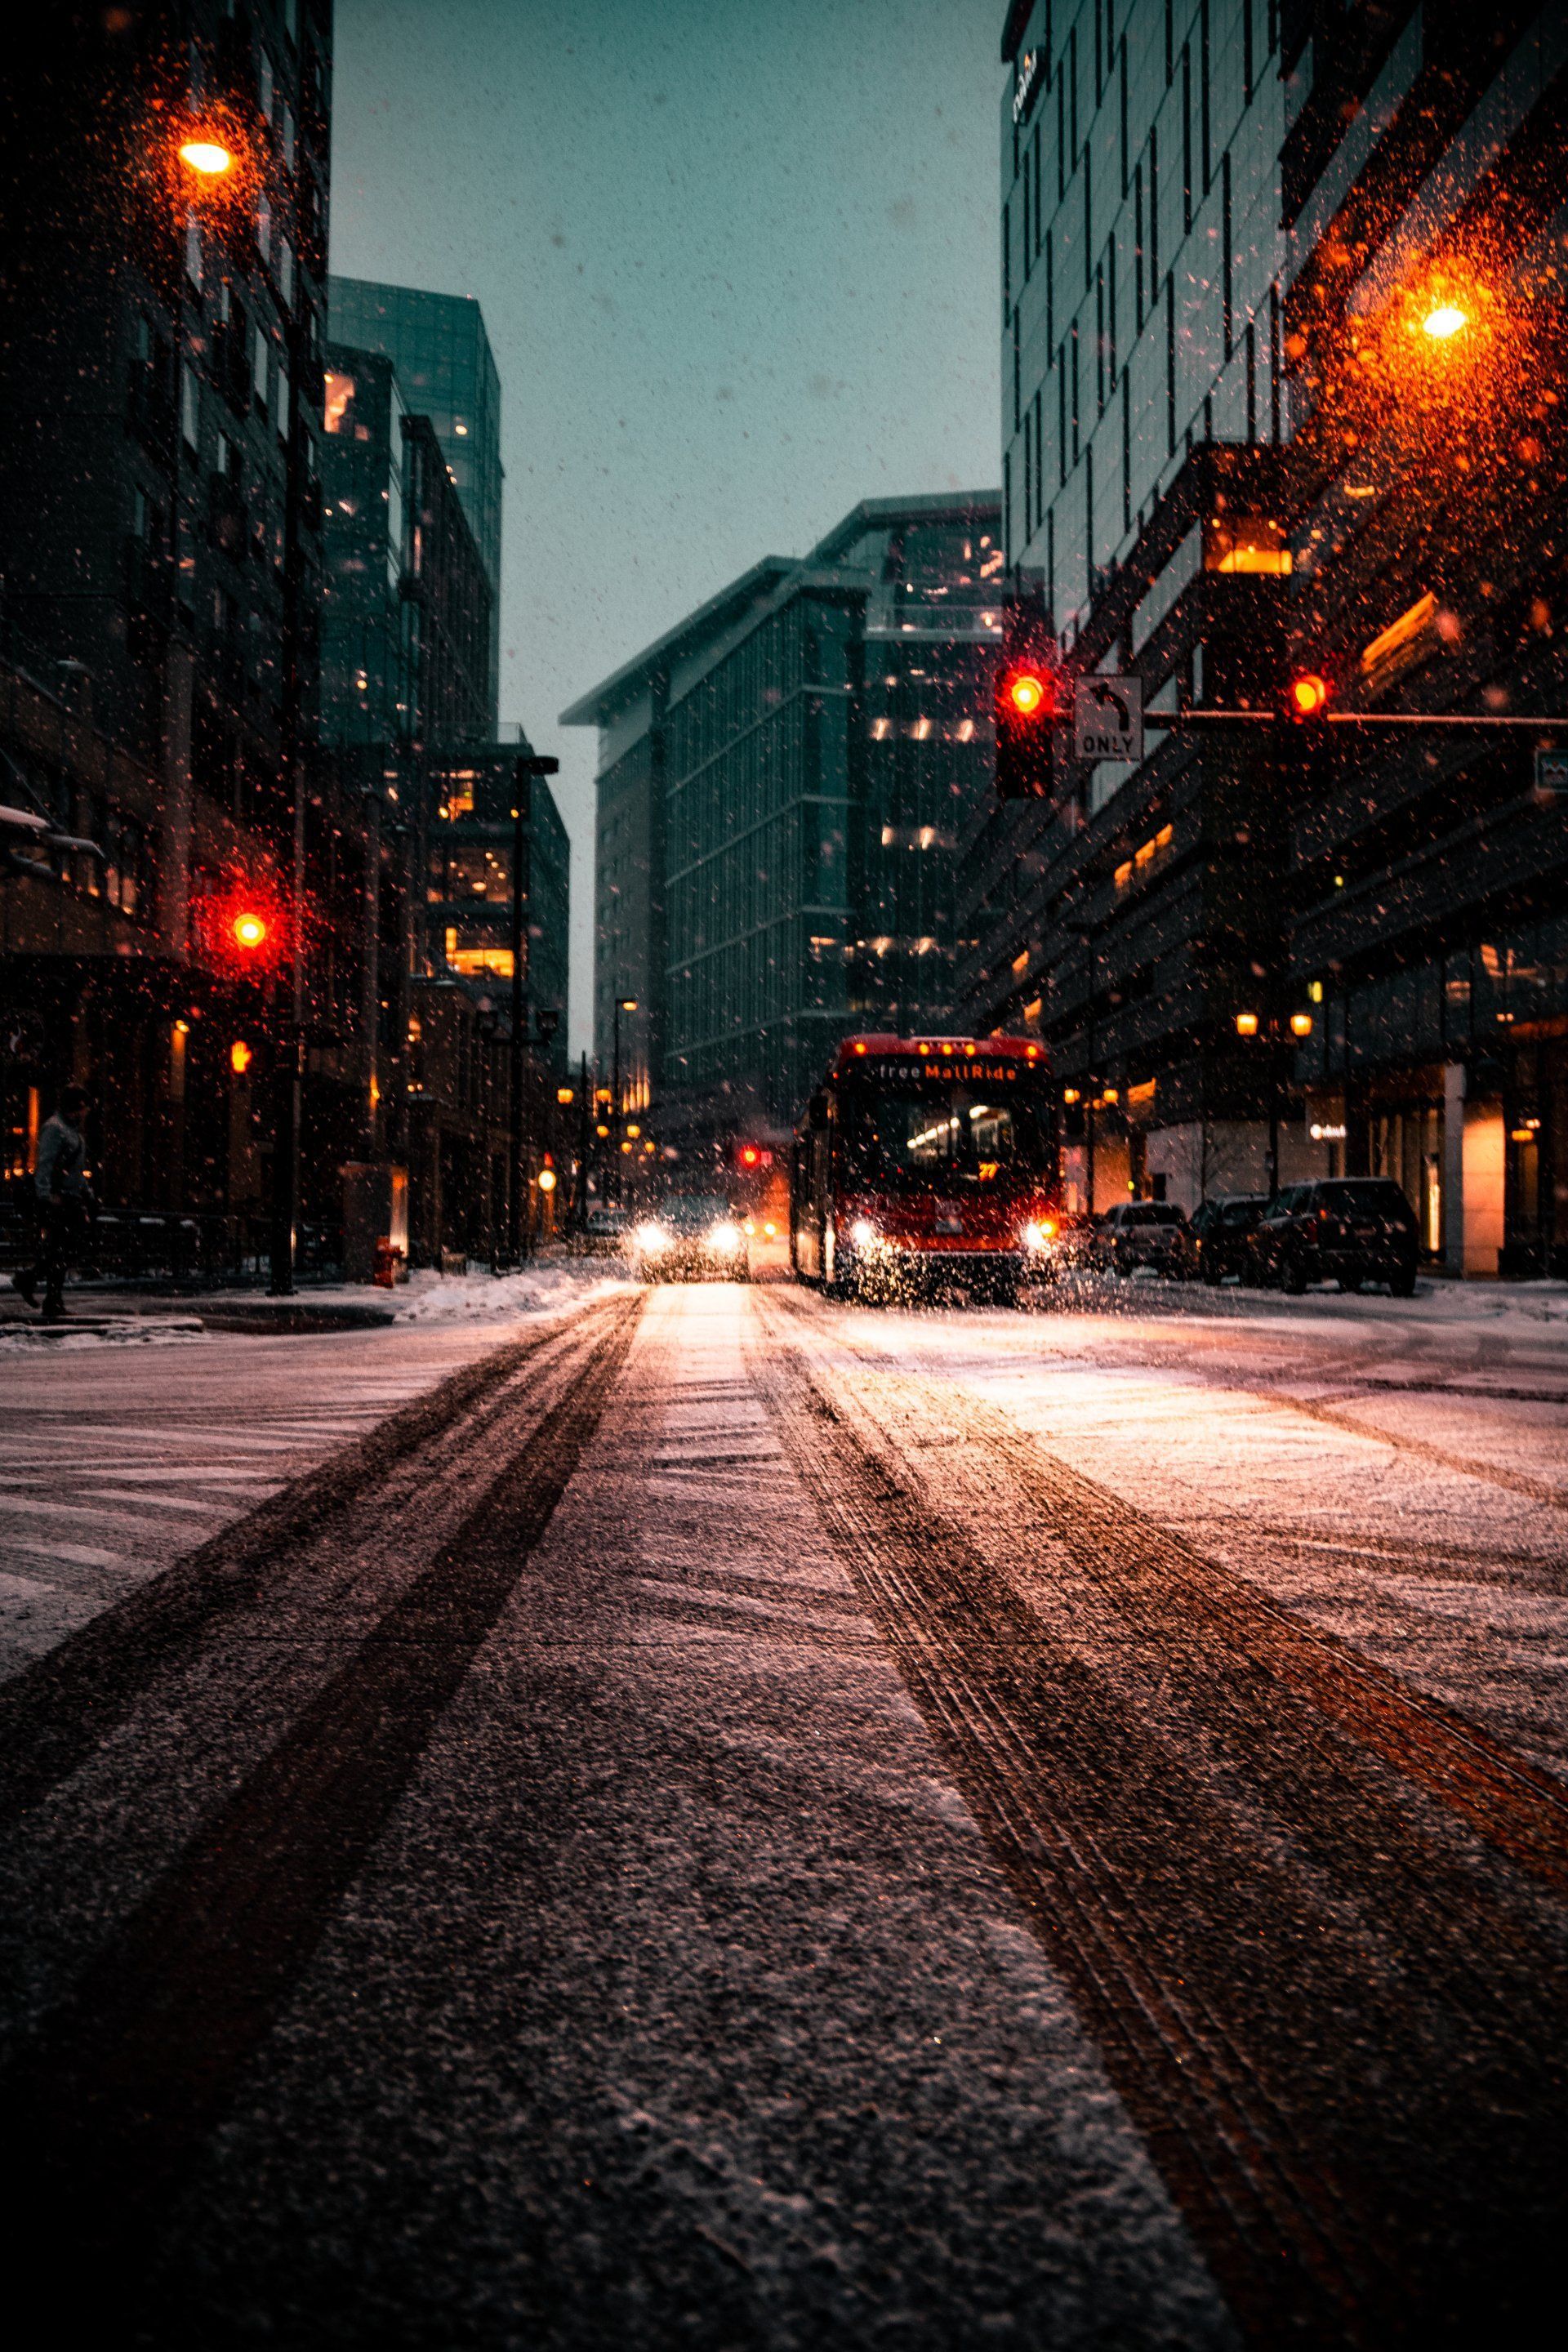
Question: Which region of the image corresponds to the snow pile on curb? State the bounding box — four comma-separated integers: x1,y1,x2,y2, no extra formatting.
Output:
0,1317,206,1352
390,1261,633,1325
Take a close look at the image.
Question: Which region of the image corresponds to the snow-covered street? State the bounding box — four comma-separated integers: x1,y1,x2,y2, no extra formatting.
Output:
0,1272,1564,2345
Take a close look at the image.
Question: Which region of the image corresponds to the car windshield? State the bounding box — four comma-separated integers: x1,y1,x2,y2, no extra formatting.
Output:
1125,1204,1185,1225
657,1193,732,1230
842,1085,1054,1188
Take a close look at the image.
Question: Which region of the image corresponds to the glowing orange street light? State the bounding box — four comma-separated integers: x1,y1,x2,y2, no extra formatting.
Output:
556,1085,575,1105
1421,305,1468,341
1009,670,1047,716
180,140,234,177
1289,672,1330,719
1290,1011,1315,1040
1236,1012,1261,1038
232,910,269,951
537,1168,558,1194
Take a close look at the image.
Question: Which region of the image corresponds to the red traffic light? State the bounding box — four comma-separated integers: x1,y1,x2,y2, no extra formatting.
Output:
1288,672,1330,719
735,1143,772,1170
1001,663,1058,722
195,876,288,973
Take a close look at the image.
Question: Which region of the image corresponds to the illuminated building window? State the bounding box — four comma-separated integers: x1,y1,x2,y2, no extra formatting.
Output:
1205,516,1291,574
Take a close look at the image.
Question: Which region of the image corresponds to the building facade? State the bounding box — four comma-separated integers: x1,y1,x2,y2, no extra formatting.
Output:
966,1,1568,1272
564,495,1004,1125
327,278,503,726
0,0,364,1261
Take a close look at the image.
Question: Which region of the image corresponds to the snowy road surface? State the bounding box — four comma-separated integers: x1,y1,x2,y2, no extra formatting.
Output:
0,1276,1564,2347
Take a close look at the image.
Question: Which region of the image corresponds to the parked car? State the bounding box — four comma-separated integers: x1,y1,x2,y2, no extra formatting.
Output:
1191,1192,1268,1285
629,1192,751,1281
1248,1178,1419,1295
1095,1200,1197,1279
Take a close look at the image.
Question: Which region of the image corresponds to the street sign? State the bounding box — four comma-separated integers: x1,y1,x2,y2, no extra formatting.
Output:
1535,748,1568,800
1073,675,1143,764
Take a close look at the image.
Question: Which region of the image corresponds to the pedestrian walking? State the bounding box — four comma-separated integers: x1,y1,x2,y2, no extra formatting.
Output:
13,1084,95,1321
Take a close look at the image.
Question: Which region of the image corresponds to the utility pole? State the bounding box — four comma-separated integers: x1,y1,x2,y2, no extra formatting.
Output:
506,751,558,1267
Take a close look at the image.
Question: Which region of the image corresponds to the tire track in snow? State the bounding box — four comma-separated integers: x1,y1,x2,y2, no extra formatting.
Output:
751,1289,1568,2351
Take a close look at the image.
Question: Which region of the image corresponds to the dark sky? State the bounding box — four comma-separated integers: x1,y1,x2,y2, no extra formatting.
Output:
330,0,1001,1049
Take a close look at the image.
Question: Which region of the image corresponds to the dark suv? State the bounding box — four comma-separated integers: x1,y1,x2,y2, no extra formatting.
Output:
1249,1178,1419,1295
1191,1193,1268,1285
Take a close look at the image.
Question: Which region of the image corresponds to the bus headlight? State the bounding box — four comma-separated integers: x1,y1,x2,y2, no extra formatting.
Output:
635,1222,669,1254
849,1217,877,1248
1022,1218,1057,1252
709,1221,742,1252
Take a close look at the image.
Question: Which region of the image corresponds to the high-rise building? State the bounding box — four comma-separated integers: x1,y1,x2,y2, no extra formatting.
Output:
327,278,502,725
966,3,1568,1275
563,494,1004,1122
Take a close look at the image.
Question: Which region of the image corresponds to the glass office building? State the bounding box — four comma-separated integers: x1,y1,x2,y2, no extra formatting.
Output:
327,278,502,725
564,494,1004,1120
320,347,410,751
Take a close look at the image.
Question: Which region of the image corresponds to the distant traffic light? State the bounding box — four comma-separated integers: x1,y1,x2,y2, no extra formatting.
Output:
735,1143,772,1172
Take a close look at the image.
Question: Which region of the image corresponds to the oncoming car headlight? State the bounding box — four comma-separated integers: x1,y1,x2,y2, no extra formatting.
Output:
635,1222,669,1254
1022,1218,1058,1251
708,1221,743,1252
849,1217,877,1248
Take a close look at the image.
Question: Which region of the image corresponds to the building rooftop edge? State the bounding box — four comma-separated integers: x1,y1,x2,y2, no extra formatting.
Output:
560,490,1001,728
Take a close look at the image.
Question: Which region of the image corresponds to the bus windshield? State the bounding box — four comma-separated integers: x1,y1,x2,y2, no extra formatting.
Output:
841,1085,1054,1187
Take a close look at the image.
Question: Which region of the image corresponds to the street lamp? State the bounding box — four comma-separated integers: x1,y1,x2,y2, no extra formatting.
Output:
1422,304,1468,340
178,140,234,177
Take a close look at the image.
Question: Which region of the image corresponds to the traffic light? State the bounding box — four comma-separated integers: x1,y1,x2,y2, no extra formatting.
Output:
195,879,288,976
995,606,1065,800
1285,671,1331,720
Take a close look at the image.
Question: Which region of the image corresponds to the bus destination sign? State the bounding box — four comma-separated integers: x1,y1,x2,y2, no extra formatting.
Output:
854,1058,1027,1087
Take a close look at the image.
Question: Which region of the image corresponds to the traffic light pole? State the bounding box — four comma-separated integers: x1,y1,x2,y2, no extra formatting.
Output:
268,311,310,1297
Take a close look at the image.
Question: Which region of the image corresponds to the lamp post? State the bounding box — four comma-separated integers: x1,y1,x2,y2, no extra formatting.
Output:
611,994,638,1196
1059,922,1100,1215
506,751,559,1267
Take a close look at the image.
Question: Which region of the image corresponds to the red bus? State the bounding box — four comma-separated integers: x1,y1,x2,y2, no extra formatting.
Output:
791,1034,1063,1299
